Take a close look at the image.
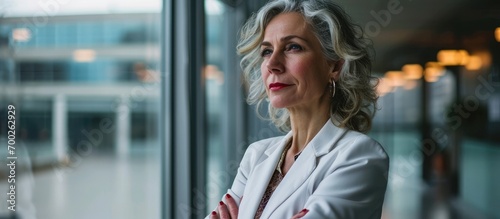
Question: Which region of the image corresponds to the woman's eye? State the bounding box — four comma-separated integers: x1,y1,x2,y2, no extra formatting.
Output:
261,49,272,57
286,44,302,51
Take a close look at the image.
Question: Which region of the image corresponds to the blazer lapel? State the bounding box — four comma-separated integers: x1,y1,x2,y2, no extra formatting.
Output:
239,132,292,219
259,121,348,218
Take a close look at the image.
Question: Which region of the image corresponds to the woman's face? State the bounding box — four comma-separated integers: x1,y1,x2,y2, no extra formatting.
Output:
261,12,335,110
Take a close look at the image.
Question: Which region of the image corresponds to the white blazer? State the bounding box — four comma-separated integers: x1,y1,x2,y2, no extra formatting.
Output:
207,120,389,219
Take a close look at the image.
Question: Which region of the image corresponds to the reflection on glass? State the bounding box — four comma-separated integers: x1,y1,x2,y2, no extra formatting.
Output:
204,0,227,213
0,2,161,218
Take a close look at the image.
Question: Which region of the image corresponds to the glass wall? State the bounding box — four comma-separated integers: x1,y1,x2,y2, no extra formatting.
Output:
204,0,227,210
0,2,162,219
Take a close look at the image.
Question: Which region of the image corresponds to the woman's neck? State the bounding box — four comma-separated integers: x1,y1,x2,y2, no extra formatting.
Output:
287,102,330,155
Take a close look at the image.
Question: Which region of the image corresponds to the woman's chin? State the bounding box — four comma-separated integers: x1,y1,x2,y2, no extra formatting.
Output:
269,101,289,109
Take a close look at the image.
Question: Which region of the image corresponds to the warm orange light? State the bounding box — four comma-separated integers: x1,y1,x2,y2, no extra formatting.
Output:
376,78,393,96
437,50,456,65
424,74,439,83
496,27,500,42
475,51,492,67
457,50,469,65
12,28,31,42
404,80,418,90
204,65,224,84
384,71,405,87
425,62,445,77
424,62,445,83
402,64,423,80
465,56,483,71
73,49,96,62
437,50,469,66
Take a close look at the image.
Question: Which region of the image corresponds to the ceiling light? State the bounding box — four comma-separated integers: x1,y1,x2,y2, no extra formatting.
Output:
384,71,405,87
425,62,445,77
73,49,96,62
12,28,31,42
496,27,500,42
465,55,482,71
402,64,423,80
437,50,469,66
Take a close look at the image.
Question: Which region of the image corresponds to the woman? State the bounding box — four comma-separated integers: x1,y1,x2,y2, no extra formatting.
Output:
208,0,389,218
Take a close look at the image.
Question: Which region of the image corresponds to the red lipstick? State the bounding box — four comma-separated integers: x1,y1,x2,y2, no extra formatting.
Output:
269,83,291,91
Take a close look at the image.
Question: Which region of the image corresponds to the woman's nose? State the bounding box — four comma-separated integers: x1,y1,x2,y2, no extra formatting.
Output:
266,52,284,74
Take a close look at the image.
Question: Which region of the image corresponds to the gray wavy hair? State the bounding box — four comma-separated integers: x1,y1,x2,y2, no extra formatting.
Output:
238,0,377,133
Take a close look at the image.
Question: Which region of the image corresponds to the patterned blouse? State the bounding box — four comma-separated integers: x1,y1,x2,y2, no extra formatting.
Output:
254,140,301,219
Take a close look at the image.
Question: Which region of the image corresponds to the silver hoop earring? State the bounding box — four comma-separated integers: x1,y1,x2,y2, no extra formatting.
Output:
330,79,336,98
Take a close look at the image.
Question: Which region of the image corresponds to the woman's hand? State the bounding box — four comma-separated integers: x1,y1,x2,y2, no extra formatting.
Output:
210,194,239,219
290,209,309,219
210,194,308,219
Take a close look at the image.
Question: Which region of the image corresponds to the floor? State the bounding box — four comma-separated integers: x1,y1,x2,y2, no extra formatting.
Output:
0,148,161,219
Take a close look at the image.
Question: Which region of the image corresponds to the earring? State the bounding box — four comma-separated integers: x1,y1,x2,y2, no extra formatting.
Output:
330,79,336,98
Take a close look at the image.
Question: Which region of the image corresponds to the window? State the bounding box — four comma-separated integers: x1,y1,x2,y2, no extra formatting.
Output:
0,1,162,218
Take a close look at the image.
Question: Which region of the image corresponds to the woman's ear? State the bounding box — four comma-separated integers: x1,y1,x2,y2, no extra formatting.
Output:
330,59,344,81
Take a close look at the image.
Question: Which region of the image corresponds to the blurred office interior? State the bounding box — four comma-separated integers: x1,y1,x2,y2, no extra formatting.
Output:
0,0,499,218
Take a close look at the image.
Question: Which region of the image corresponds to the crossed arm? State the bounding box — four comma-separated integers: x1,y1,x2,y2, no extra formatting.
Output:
209,194,308,219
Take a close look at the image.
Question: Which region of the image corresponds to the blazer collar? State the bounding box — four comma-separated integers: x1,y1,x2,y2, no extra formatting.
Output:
263,120,347,157
309,119,348,156
240,133,291,219
263,131,293,157
259,120,348,218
